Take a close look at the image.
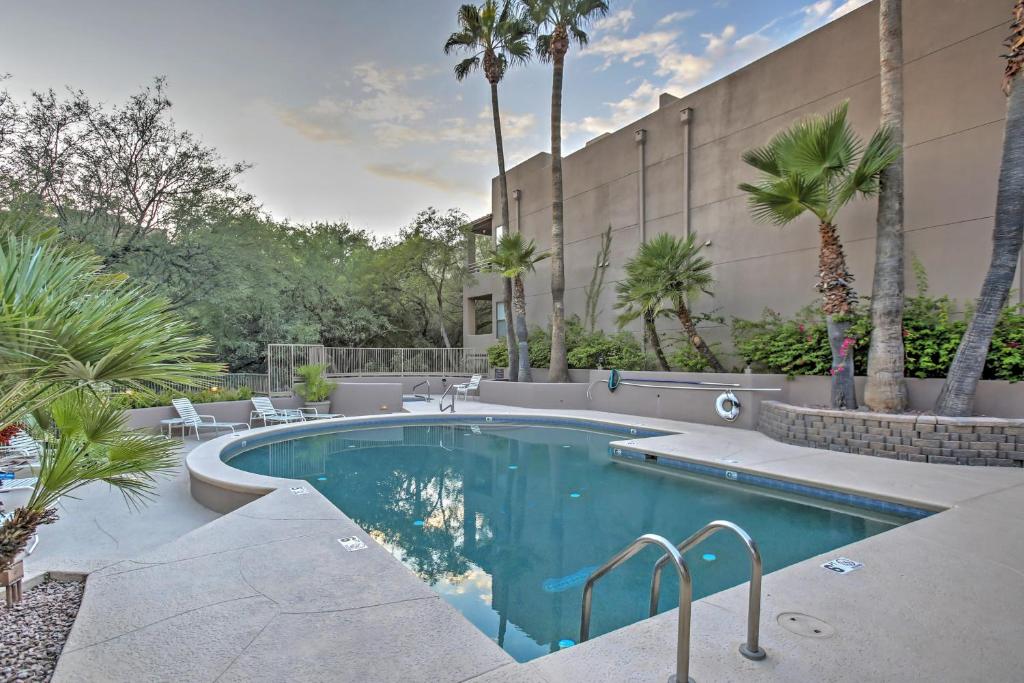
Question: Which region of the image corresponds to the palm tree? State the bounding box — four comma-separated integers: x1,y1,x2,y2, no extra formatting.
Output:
935,2,1024,416
0,233,219,570
621,233,725,372
483,232,550,381
865,0,908,413
445,0,532,381
739,102,899,409
614,260,671,371
524,0,608,383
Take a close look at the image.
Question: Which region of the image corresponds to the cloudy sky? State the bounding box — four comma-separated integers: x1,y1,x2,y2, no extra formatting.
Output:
0,0,868,235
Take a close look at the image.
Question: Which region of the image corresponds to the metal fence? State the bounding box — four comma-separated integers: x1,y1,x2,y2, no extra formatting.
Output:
267,344,489,395
109,373,270,395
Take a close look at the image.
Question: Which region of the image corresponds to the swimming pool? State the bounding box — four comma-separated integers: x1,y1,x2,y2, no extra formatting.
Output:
224,420,913,663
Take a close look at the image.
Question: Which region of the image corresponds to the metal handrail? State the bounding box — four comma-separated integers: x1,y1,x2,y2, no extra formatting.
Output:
439,383,456,413
649,520,766,661
581,534,694,683
412,379,431,401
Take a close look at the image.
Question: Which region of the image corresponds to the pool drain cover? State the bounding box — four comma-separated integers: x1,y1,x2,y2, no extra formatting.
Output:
777,612,835,639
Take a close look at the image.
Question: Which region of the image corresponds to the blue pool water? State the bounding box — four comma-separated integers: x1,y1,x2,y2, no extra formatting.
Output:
226,422,905,662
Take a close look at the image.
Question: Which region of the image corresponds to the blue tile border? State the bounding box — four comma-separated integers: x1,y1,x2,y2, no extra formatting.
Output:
611,446,933,520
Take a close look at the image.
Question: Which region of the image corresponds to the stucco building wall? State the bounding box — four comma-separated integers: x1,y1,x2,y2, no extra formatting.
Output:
463,0,1015,366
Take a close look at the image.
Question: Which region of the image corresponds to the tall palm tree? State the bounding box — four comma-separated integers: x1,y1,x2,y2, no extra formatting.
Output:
484,232,550,381
614,259,671,371
935,2,1024,416
865,0,908,413
445,0,532,381
621,233,725,372
524,0,608,383
739,102,900,409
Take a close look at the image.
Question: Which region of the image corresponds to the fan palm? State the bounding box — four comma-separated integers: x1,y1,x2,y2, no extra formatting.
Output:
523,0,608,383
615,265,671,371
936,1,1024,415
739,101,899,408
445,0,532,381
483,232,549,381
619,233,724,373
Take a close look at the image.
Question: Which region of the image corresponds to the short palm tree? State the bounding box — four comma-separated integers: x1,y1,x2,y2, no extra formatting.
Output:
739,101,899,408
0,233,219,571
614,265,671,371
523,0,608,383
483,232,549,381
620,233,725,373
445,0,532,381
935,1,1024,416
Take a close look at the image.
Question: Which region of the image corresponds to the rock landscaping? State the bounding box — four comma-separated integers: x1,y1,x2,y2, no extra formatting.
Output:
0,580,84,683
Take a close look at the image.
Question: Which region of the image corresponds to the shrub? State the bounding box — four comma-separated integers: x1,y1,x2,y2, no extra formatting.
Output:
115,386,254,409
485,317,647,371
295,364,332,402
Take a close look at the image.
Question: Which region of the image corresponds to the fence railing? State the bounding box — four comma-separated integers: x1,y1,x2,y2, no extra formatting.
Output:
267,344,488,395
109,373,270,396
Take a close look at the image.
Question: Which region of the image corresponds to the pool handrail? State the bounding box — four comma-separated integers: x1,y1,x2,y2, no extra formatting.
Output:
581,533,693,683
649,520,766,661
439,383,457,413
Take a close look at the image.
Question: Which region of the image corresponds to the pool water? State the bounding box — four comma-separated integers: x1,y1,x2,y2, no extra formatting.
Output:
227,423,903,662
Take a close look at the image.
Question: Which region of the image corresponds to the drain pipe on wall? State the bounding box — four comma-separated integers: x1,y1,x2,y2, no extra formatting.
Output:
635,128,647,244
680,108,693,239
512,188,522,234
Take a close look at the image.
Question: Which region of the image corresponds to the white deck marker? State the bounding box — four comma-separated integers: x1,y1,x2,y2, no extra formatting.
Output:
821,557,863,574
338,536,368,552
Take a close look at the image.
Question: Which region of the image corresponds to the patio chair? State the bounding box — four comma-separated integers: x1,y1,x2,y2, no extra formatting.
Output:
296,405,345,420
0,430,43,471
455,375,483,401
171,398,249,440
250,396,307,428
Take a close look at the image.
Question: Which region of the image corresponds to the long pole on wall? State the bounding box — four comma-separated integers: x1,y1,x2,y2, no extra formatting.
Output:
680,108,693,239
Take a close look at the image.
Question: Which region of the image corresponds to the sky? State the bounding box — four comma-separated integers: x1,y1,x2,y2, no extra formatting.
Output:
0,0,869,235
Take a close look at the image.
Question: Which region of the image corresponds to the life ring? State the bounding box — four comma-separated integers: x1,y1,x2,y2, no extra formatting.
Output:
715,391,741,421
608,369,620,392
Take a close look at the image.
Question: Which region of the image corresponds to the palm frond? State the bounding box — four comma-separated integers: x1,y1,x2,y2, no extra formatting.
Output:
834,124,901,209
740,174,827,225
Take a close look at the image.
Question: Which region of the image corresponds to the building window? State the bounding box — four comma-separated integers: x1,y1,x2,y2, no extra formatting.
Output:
494,224,506,243
495,301,507,339
472,297,493,335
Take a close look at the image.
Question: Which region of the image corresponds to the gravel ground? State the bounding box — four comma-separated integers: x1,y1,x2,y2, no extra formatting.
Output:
0,580,84,683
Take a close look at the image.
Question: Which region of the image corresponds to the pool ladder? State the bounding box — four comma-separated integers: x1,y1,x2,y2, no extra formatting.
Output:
579,520,766,683
439,384,457,413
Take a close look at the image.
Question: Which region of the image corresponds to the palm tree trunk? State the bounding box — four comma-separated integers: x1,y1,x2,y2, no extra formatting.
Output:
503,280,518,382
513,276,531,382
935,71,1024,415
644,312,670,371
548,38,570,383
865,0,908,413
674,303,725,372
488,77,518,381
818,220,859,409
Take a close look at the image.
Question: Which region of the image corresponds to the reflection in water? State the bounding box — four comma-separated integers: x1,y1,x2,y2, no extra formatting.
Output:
228,424,900,663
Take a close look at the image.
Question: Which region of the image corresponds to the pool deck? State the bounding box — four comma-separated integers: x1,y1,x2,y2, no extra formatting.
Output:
52,400,1024,682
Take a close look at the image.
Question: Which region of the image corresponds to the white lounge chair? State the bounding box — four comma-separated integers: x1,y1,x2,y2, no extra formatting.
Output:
250,396,306,427
455,375,483,401
0,430,43,471
172,398,249,440
297,405,345,420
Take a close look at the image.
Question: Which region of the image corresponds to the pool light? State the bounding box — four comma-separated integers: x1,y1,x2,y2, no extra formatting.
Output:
702,553,717,562
558,639,575,648
317,476,327,481
414,520,425,527
569,492,581,498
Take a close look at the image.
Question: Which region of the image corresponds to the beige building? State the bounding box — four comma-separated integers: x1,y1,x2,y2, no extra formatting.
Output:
463,0,1018,365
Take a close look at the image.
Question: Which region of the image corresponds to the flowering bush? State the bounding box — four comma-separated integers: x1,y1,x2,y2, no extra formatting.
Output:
0,423,26,446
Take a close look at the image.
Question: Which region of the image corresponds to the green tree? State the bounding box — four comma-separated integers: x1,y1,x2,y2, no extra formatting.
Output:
865,0,908,412
620,232,724,372
483,232,549,381
524,0,609,383
935,3,1024,416
445,0,533,377
739,101,899,409
614,254,671,371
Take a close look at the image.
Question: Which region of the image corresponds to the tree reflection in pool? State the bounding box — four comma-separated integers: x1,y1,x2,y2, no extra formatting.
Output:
226,423,902,662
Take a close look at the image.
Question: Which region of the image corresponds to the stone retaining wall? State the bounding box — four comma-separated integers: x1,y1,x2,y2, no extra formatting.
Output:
758,401,1024,467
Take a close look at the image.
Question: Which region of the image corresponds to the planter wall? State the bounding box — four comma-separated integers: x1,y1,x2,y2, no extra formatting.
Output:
125,397,304,431
327,382,404,416
759,400,1024,466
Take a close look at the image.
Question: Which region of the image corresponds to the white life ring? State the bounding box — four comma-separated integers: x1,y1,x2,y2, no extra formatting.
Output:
715,391,741,421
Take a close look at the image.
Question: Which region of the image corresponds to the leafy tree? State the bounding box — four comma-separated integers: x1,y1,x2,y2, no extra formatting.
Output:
445,0,532,378
865,0,908,412
483,232,549,380
936,2,1024,415
739,101,899,409
524,0,609,383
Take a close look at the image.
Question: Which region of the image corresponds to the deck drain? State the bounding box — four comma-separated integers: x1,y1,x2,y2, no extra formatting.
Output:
777,612,835,639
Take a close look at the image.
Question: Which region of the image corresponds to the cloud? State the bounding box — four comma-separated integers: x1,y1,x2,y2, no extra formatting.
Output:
828,0,870,20
587,30,680,69
801,0,833,26
657,10,697,26
799,0,870,29
374,109,535,149
701,25,738,59
364,163,469,193
593,9,634,33
563,80,662,137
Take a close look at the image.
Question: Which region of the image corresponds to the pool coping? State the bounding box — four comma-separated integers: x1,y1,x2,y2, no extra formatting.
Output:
58,405,1024,681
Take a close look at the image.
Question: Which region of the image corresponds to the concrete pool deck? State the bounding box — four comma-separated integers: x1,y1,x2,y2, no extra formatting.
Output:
50,400,1024,682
